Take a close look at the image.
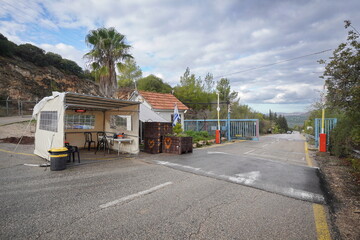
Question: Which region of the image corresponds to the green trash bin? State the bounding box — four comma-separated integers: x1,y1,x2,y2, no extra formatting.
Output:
48,147,68,171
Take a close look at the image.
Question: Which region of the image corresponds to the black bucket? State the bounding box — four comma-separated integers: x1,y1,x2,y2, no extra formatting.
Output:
48,147,68,171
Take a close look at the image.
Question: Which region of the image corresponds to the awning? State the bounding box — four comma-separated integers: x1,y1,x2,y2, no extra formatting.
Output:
64,92,140,110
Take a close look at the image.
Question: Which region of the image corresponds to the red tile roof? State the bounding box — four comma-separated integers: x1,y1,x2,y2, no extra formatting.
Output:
139,91,188,110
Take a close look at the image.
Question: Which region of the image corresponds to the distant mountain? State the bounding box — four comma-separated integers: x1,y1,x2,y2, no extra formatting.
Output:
283,112,309,128
277,112,308,116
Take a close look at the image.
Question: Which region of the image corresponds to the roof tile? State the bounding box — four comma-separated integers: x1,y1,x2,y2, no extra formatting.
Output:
139,91,188,110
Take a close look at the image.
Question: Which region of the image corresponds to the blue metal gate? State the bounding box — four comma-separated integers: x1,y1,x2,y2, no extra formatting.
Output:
184,119,259,141
314,118,337,148
230,119,259,141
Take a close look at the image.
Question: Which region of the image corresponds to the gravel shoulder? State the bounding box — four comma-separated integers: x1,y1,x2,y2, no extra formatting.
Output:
314,152,360,240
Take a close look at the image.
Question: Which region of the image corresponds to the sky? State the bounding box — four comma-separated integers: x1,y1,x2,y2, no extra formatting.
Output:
0,0,359,113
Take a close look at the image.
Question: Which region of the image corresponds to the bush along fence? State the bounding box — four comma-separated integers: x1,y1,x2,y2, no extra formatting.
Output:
0,98,38,117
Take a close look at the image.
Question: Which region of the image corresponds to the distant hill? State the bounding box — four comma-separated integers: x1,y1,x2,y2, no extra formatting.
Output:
283,112,309,128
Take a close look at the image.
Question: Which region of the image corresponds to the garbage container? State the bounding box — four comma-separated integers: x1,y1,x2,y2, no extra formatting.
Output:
48,147,68,171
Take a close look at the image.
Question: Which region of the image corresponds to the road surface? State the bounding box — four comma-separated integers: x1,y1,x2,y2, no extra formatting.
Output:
0,133,331,239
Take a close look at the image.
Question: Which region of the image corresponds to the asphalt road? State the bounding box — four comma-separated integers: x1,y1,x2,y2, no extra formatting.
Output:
0,134,327,239
150,132,324,203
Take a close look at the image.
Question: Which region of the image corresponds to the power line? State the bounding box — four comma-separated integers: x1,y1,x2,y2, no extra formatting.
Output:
214,49,332,79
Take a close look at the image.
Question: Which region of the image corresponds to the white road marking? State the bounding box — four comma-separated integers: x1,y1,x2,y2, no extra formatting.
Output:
24,164,40,167
99,182,173,209
244,149,255,155
262,144,269,148
155,161,324,203
229,171,260,184
207,151,229,155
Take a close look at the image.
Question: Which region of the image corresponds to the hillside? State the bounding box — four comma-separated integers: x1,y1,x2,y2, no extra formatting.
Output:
284,113,309,128
0,55,101,100
0,33,103,101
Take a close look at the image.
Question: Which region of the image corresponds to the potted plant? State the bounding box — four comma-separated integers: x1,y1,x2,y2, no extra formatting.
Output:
162,123,193,154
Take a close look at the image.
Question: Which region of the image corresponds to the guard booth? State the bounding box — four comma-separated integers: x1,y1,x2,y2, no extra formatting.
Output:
32,92,140,160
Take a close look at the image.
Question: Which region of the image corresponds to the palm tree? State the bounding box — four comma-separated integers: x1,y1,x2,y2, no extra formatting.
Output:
84,27,132,97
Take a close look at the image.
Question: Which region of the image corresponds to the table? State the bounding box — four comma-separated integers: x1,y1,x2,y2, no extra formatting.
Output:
113,138,133,155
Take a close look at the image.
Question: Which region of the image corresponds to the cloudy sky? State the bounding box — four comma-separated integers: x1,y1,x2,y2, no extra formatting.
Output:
1,0,359,113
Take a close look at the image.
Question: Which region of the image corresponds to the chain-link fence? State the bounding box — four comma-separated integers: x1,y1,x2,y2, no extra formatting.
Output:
0,99,37,117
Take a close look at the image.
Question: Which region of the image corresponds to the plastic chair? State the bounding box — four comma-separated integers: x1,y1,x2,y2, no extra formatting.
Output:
64,142,80,163
84,132,96,151
96,132,109,154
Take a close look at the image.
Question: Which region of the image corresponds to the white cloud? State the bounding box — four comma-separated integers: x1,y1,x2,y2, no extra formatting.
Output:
1,0,359,112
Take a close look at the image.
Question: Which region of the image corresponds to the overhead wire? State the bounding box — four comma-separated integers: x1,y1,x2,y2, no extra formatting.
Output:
214,49,332,79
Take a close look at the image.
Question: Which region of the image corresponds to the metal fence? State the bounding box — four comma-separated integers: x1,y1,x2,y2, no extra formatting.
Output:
184,119,259,141
314,118,337,148
0,99,37,117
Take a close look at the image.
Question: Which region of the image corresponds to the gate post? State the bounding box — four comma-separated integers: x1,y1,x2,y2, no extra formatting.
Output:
227,111,231,141
315,119,319,148
6,97,9,116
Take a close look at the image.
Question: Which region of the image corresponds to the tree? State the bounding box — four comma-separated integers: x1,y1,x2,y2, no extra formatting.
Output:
203,73,215,93
216,78,238,103
16,43,48,66
319,20,360,114
60,59,83,77
174,68,216,119
45,52,62,66
0,33,17,57
85,27,132,97
117,58,142,88
276,115,289,133
137,74,172,93
318,20,360,156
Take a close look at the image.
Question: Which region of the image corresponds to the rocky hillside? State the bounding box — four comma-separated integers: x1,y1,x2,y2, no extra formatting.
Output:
0,55,101,100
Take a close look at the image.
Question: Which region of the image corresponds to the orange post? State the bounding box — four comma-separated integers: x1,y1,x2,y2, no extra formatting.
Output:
319,133,327,152
216,130,221,144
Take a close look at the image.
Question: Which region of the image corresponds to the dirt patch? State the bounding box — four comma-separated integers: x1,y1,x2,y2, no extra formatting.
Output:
0,121,35,139
0,136,34,144
315,153,360,240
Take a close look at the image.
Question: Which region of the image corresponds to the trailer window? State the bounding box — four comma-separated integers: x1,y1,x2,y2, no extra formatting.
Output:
65,114,95,129
39,111,58,132
110,115,132,131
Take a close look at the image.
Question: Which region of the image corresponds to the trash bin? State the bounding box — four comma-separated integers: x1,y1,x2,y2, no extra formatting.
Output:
48,147,68,171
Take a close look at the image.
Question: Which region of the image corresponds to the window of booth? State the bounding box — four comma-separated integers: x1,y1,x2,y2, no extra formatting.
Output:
65,114,95,129
39,111,58,132
110,115,132,131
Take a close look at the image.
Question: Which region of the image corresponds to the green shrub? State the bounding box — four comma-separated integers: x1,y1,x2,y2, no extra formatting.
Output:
184,130,213,142
0,34,17,57
173,123,183,135
329,114,360,157
350,158,360,172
